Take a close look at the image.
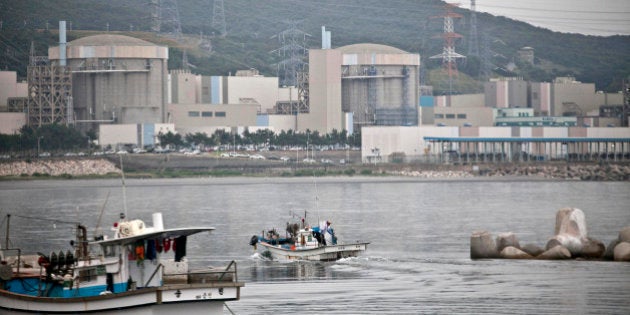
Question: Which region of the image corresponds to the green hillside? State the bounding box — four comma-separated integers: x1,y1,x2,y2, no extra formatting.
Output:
1,0,628,92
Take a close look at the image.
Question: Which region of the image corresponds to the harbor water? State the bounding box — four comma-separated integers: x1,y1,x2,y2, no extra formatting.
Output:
0,177,629,314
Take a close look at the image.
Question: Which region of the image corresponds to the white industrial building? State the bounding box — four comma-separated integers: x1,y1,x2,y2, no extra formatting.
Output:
362,126,630,163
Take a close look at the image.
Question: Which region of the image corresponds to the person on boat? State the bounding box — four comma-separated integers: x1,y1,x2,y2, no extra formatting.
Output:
319,220,331,245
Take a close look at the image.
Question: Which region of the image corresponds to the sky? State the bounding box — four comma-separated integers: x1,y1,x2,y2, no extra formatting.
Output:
460,0,630,36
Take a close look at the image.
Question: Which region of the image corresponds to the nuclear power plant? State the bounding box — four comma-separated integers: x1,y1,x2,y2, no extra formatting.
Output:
47,33,169,131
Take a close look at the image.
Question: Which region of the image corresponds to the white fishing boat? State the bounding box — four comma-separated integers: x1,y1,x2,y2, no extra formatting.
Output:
249,215,369,261
0,212,243,315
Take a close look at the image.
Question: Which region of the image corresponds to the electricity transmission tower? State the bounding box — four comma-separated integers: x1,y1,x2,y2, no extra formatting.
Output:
467,0,480,57
430,3,466,104
159,0,182,38
212,0,227,37
271,20,310,88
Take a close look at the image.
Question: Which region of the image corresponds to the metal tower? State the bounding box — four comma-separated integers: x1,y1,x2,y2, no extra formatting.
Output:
430,3,466,101
149,0,160,33
159,0,182,39
212,0,227,37
27,41,72,127
467,0,480,57
272,20,310,88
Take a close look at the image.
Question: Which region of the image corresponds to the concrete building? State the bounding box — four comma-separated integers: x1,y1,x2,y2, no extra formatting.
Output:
518,47,535,65
48,34,169,131
433,107,494,127
168,68,295,135
98,123,175,149
0,71,28,110
484,77,528,108
362,125,630,163
167,103,258,135
301,43,420,134
549,76,597,117
530,82,552,116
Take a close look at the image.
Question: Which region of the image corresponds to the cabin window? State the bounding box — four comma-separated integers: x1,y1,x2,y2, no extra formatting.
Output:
103,245,116,257
79,268,98,282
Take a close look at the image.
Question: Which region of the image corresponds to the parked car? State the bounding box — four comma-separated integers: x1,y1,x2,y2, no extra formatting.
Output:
249,154,266,160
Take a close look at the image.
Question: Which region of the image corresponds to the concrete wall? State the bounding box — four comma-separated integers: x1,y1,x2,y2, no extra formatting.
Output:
434,107,494,127
299,49,343,133
170,71,198,104
551,80,596,116
167,103,258,130
258,114,296,132
0,112,27,134
99,124,138,148
530,82,551,115
0,71,27,107
225,76,279,112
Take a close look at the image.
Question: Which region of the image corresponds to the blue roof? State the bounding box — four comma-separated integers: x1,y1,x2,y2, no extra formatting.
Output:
423,137,630,143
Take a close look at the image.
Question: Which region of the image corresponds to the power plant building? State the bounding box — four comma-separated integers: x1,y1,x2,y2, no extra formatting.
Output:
48,34,169,131
300,43,420,134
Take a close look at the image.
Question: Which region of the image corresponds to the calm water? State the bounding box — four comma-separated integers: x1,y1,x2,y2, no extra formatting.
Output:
0,177,629,314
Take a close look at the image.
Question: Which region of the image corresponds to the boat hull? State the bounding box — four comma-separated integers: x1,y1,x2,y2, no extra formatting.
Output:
259,242,368,261
0,283,242,315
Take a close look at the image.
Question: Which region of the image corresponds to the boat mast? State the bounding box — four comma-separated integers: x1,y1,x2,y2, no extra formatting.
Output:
119,155,128,219
4,214,9,249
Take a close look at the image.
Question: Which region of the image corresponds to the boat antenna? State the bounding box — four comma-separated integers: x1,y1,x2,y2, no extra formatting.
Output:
119,155,128,219
313,173,320,227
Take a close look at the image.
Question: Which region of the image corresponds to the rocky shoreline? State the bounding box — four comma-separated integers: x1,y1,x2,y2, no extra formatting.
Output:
0,156,629,181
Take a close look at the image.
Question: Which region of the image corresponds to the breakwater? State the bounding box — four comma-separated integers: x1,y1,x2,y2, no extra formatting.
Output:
1,157,629,180
0,159,120,177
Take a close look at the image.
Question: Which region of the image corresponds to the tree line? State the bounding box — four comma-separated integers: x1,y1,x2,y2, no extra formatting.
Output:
0,124,361,156
158,128,360,150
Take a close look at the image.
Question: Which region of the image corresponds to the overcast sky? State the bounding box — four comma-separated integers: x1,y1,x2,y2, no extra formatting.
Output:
460,0,630,36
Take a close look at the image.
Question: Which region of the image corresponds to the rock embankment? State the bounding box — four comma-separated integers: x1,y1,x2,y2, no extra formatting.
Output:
0,159,120,177
389,164,630,180
483,164,630,180
471,207,630,261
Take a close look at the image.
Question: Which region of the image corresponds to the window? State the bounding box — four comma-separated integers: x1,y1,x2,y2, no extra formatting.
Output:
445,114,455,119
79,268,98,282
215,111,226,117
188,111,200,117
202,111,213,117
457,114,466,119
435,114,444,118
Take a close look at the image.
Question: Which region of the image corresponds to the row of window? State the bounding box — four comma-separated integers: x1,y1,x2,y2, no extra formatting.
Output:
435,113,467,119
188,111,226,118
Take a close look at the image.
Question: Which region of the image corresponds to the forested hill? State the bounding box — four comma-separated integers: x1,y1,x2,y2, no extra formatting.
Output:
1,0,628,92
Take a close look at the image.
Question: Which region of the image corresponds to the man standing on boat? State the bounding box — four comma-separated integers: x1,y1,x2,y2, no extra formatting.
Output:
320,220,332,245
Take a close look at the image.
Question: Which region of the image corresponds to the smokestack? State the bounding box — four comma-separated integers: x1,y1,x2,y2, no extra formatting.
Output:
59,20,66,66
321,26,331,49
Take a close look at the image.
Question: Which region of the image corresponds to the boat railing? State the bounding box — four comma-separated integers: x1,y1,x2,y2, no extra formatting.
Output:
0,247,22,275
162,260,238,285
144,263,164,287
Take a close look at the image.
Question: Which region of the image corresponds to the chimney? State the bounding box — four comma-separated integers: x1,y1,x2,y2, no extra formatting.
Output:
59,21,67,66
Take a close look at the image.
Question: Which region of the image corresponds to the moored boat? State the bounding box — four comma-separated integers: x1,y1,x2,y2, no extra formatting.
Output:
0,212,243,314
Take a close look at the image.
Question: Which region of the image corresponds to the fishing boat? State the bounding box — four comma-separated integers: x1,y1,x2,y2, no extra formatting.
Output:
0,212,243,314
249,214,369,261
